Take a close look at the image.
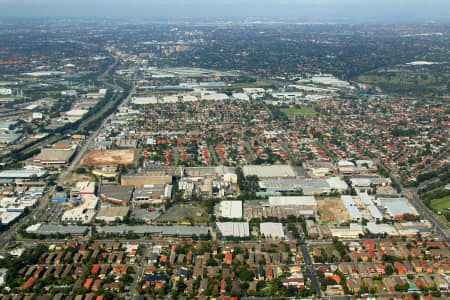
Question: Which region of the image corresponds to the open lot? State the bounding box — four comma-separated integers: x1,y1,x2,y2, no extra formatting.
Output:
156,205,204,223
282,107,317,117
80,149,135,167
317,197,350,223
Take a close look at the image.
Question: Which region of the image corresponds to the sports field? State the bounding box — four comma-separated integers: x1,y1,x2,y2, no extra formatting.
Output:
282,107,317,117
430,196,450,211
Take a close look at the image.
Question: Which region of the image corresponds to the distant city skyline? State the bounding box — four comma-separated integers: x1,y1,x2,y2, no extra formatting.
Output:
1,0,449,21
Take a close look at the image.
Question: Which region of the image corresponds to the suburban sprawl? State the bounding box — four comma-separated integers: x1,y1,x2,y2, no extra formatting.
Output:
0,19,448,300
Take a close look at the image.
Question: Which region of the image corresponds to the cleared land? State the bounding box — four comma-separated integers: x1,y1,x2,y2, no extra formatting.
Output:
156,205,204,222
80,150,135,167
282,107,317,117
317,197,350,223
430,196,450,211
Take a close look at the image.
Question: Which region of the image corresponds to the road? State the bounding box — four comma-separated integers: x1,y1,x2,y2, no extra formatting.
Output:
300,244,322,298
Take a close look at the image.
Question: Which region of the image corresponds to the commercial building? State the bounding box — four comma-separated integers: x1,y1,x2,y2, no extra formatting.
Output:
218,201,242,219
216,222,250,238
63,182,99,223
260,222,285,239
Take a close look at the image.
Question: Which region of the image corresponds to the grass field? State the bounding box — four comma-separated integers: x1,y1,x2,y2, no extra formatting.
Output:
282,107,317,117
430,196,450,211
231,82,274,88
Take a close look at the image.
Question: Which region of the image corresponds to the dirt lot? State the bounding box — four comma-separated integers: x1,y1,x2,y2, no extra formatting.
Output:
156,205,205,223
64,173,94,187
317,197,350,223
80,150,135,167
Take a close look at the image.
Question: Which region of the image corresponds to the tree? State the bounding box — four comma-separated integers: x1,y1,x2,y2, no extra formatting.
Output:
385,265,394,275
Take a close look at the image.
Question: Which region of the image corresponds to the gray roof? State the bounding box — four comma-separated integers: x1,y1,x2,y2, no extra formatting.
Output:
100,185,134,202
0,169,48,179
36,224,89,236
97,225,209,236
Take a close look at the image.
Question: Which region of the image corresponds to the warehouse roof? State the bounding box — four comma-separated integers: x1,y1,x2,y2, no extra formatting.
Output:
268,196,317,207
342,195,363,220
219,201,242,219
100,185,134,202
34,147,76,163
243,165,297,178
96,225,209,236
0,169,48,179
26,223,89,236
216,222,249,237
260,222,285,239
379,197,418,217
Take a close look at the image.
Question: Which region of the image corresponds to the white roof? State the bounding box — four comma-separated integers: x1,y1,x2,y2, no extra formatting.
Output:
379,197,418,217
269,196,317,207
367,205,383,220
366,222,398,236
216,222,249,237
219,201,242,219
243,165,296,178
260,222,285,239
326,177,348,190
132,96,157,105
341,195,362,220
338,160,355,167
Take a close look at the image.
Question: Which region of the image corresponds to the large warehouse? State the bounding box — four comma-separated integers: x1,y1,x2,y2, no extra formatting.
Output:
218,201,242,219
242,165,297,178
268,196,317,209
216,222,250,238
260,222,285,239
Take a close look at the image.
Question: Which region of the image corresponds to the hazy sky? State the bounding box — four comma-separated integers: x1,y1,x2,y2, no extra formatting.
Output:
1,0,449,21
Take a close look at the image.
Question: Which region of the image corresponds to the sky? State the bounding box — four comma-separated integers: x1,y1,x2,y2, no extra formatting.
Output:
1,0,449,22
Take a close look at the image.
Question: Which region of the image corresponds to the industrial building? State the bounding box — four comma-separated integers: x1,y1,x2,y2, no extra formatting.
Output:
268,196,317,210
260,222,285,239
216,222,250,238
378,197,419,219
96,225,209,237
341,195,363,221
0,134,22,145
100,185,134,204
0,169,47,180
259,177,347,195
132,184,172,205
121,174,172,187
242,165,298,178
25,223,89,236
33,144,77,165
218,201,242,219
